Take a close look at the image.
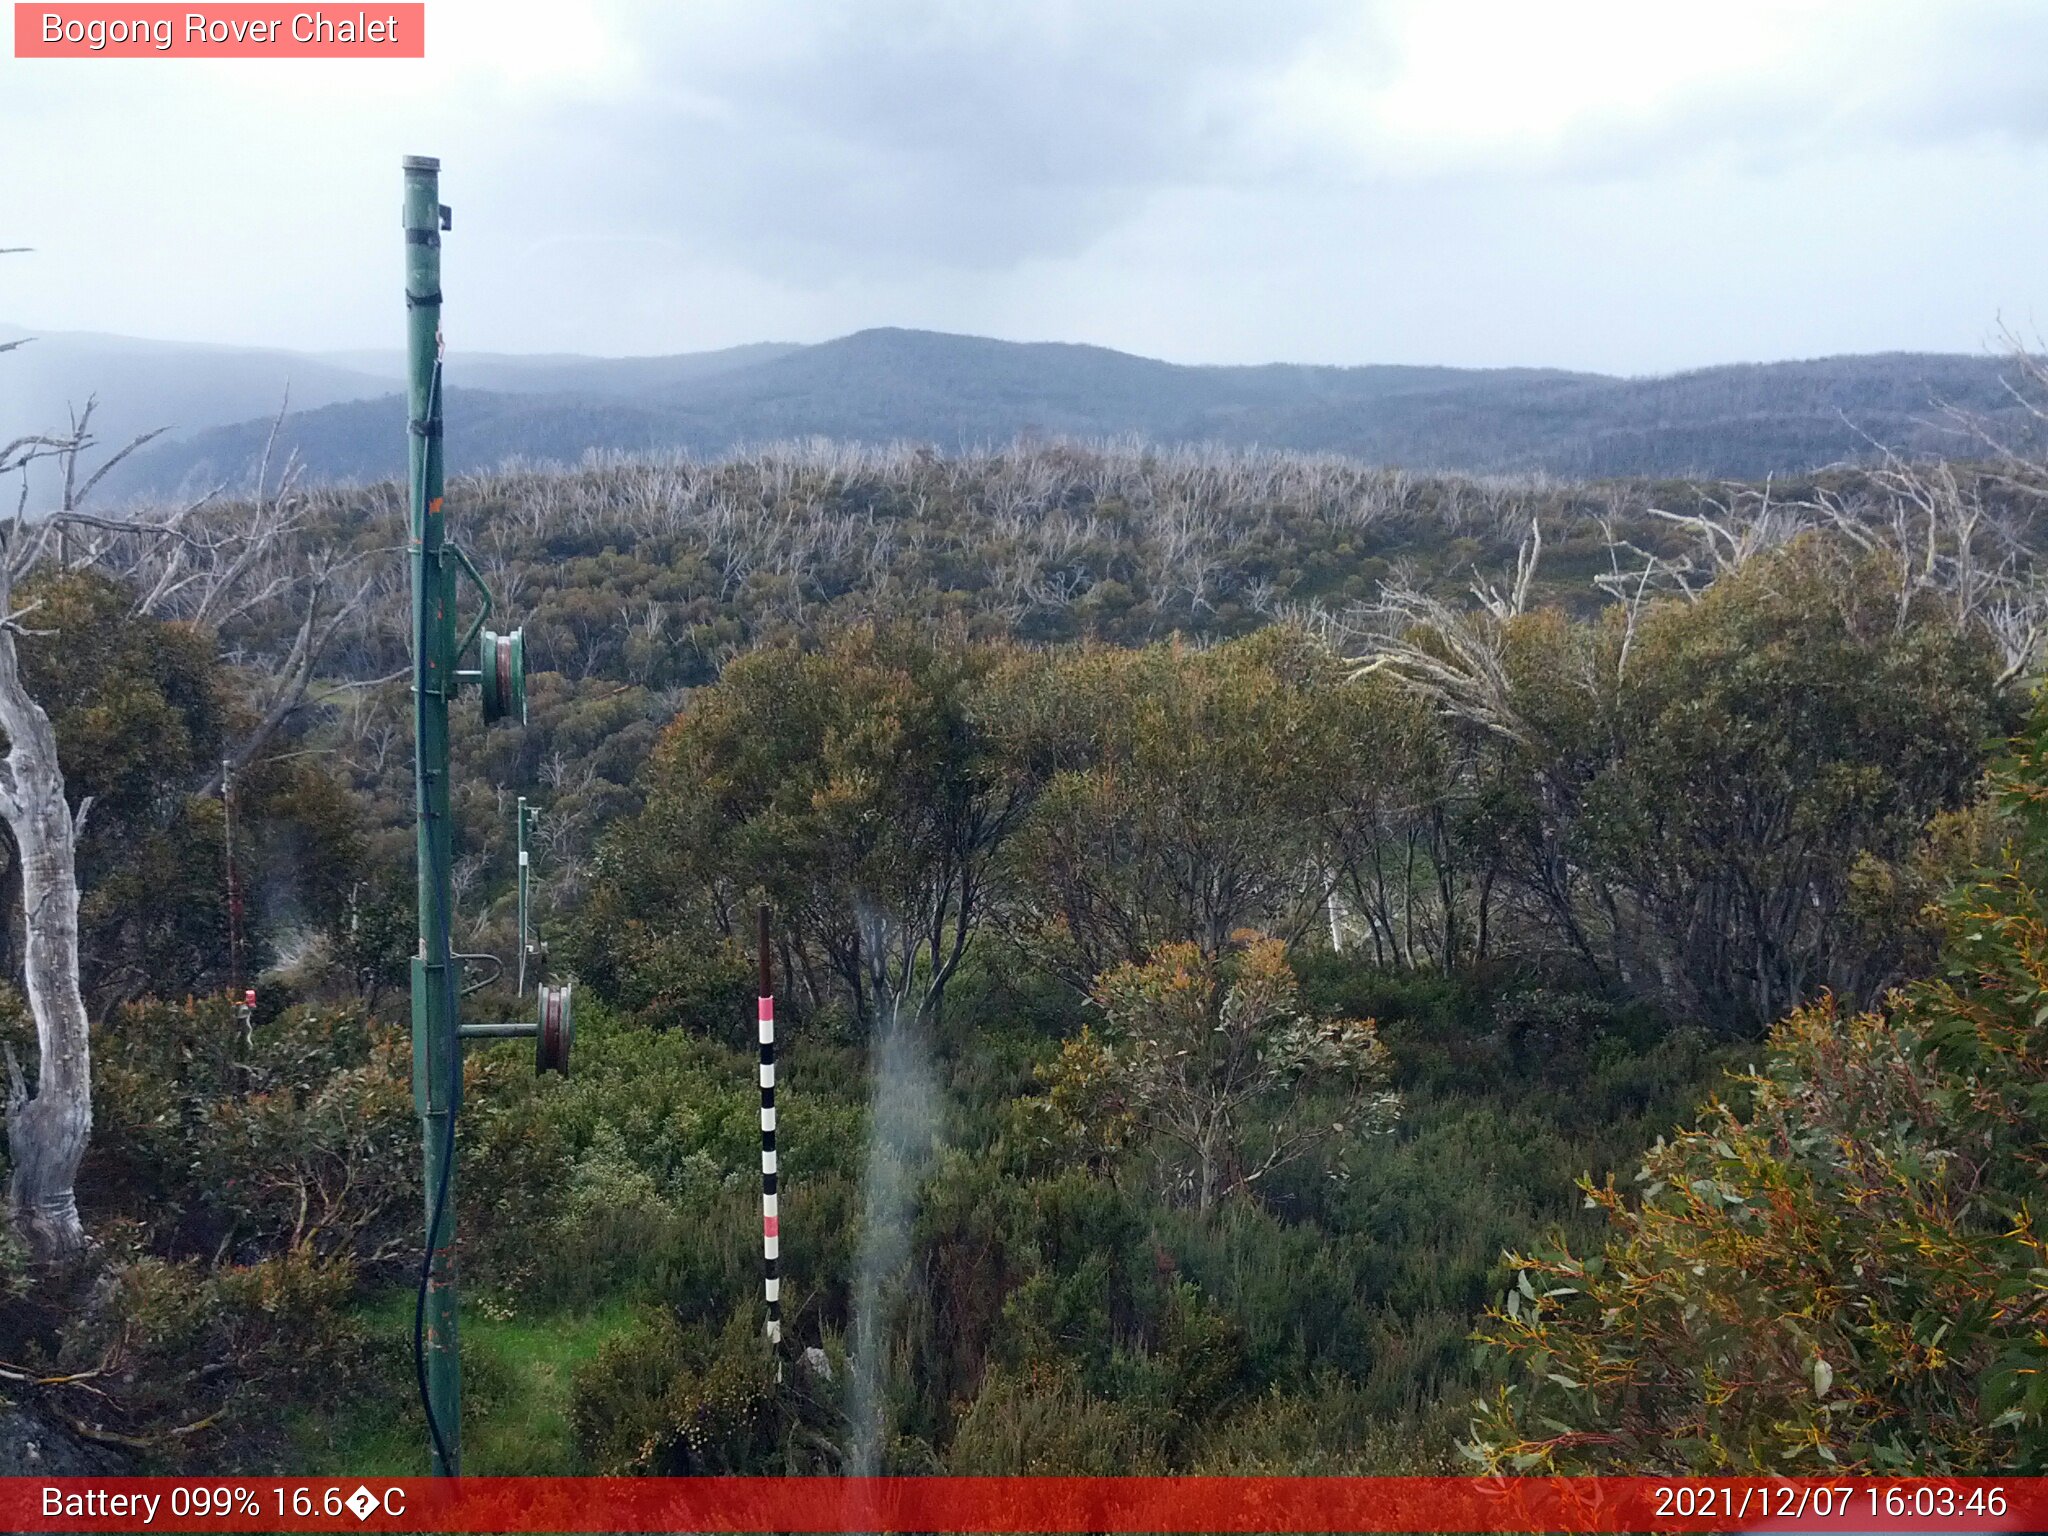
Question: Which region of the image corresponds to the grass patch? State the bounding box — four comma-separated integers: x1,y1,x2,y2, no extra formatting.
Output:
288,1291,641,1475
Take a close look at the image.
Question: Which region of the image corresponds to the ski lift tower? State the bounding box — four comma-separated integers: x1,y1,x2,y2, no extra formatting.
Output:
404,154,571,1478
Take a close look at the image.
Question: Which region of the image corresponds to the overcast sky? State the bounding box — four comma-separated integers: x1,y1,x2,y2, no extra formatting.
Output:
4,0,2046,373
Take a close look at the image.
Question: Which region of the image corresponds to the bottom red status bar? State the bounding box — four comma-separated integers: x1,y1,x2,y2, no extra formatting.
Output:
6,1476,2041,1533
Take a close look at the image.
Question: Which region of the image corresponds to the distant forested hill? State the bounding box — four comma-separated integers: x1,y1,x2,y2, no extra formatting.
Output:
38,325,2044,500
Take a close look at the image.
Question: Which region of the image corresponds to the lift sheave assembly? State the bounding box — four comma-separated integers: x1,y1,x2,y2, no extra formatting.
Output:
403,153,569,1480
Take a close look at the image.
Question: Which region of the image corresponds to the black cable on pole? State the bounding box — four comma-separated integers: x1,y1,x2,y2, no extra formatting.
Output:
414,1102,456,1475
408,346,456,1477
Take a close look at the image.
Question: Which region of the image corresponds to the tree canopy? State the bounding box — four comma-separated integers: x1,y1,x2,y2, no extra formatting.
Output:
1468,695,2048,1473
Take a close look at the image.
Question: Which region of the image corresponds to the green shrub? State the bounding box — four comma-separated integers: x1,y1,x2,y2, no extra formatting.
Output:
947,1358,1167,1473
569,1306,830,1474
458,1004,865,1317
1466,704,2048,1473
570,919,755,1044
1188,1373,1461,1473
89,998,416,1272
32,1245,371,1463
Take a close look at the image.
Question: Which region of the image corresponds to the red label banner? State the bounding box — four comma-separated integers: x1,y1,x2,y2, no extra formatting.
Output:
0,1477,2041,1533
13,4,425,57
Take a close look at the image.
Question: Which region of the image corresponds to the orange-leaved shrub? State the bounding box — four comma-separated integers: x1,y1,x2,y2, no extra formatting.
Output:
1467,701,2048,1472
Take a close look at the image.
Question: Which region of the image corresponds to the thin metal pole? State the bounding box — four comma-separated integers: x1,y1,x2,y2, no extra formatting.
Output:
758,904,781,1366
458,1021,537,1039
404,152,461,1479
221,759,241,998
223,757,252,1042
516,797,531,996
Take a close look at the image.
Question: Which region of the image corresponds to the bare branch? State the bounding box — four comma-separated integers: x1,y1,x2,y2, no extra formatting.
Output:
1351,581,1532,747
70,426,170,510
0,435,74,474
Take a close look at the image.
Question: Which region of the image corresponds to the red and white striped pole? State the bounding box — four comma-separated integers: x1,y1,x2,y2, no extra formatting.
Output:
757,905,781,1361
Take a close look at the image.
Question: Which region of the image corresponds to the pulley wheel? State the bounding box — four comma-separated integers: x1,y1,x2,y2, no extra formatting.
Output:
479,627,526,726
536,982,572,1076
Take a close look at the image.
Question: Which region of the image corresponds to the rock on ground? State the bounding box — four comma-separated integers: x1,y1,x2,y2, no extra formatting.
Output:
0,1402,130,1476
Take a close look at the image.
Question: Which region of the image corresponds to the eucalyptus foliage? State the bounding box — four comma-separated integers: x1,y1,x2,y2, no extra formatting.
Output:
1468,700,2048,1472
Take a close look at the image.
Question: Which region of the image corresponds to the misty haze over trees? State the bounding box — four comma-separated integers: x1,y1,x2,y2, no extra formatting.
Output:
4,322,2043,504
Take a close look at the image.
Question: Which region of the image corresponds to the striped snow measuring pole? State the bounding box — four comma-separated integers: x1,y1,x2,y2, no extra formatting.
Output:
758,904,781,1358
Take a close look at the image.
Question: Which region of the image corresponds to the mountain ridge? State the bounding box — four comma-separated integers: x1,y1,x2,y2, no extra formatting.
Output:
2,322,2034,500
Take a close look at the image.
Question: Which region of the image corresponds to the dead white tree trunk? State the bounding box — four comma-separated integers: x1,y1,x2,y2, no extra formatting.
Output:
0,576,92,1258
0,424,108,1255
0,292,95,1255
0,299,345,1255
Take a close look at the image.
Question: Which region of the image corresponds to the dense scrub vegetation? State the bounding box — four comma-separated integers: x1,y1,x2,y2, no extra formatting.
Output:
1471,705,2048,1473
5,435,2047,1472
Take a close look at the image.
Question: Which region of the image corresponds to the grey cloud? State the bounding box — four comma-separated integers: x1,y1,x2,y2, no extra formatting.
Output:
1534,3,2048,184
2,0,2044,371
494,2,1352,276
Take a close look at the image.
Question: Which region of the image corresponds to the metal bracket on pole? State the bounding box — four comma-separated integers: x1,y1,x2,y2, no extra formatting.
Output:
456,984,573,1075
448,542,495,664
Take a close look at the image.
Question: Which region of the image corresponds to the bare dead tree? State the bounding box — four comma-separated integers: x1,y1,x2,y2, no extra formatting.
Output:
74,402,380,788
0,403,166,1257
1805,449,2048,684
1591,495,1701,680
1350,583,1532,749
0,298,366,1253
1634,443,2048,686
1472,516,1541,621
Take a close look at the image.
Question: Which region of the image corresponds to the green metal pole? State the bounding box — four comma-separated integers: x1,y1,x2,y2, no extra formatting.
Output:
404,153,461,1478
